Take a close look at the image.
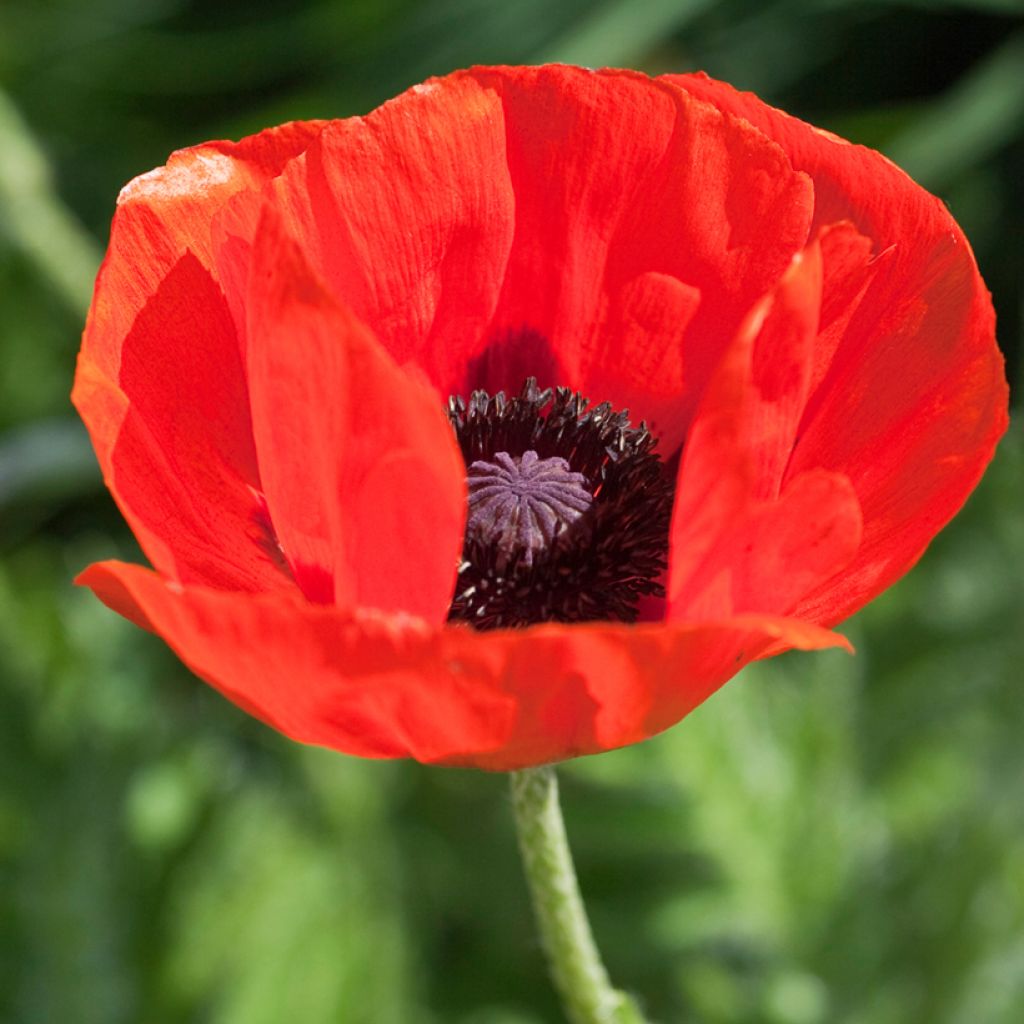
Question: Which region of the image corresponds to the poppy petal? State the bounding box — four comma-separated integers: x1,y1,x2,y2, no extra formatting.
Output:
268,73,517,398
669,236,863,620
245,209,466,620
468,66,814,450
443,611,851,770
74,121,325,502
266,67,813,444
102,252,294,591
665,72,1009,624
581,271,702,455
78,560,849,770
77,560,517,763
786,239,1006,624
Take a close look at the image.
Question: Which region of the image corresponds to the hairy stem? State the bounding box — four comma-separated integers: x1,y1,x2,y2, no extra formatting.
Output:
510,765,649,1024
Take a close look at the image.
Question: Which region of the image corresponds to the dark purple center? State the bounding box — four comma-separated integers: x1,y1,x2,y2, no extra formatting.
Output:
446,378,672,629
466,450,592,568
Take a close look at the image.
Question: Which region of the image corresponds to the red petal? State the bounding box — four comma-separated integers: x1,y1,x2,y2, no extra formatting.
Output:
106,252,293,591
665,72,1009,623
269,73,516,398
579,272,701,454
468,66,814,450
669,238,863,620
75,121,324,498
267,68,813,448
787,243,1007,624
77,561,516,763
665,71,944,237
808,220,882,398
78,561,849,770
445,611,850,770
245,209,466,621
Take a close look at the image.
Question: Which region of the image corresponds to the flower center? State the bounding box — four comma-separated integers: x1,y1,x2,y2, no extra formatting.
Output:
467,451,592,569
446,378,673,630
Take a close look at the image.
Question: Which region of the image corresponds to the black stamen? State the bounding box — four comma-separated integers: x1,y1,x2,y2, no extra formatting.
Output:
446,378,674,630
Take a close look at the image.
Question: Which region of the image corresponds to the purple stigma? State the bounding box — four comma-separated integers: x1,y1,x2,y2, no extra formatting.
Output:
466,450,592,568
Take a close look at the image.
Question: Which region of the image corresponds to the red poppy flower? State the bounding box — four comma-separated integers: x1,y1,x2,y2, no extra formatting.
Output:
74,66,1007,770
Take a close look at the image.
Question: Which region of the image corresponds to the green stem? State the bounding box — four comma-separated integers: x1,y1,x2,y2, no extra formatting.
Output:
510,766,650,1024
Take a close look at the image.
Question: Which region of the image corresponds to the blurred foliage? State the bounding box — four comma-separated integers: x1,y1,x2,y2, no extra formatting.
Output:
1,0,1022,1022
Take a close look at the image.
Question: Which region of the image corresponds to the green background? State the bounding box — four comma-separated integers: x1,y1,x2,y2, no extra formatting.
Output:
1,2,1022,1021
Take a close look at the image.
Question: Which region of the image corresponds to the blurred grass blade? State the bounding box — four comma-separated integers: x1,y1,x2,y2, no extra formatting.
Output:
854,0,1024,11
885,30,1024,189
539,0,715,67
0,89,101,317
0,417,99,510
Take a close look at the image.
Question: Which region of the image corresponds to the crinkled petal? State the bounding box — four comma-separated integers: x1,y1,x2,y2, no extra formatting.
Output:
269,73,517,398
245,209,466,620
664,72,1009,623
467,66,815,453
268,67,813,453
74,121,325,512
100,252,295,591
78,560,516,762
78,561,849,771
669,235,863,620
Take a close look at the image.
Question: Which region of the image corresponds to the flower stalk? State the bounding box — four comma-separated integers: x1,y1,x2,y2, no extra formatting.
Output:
510,766,649,1024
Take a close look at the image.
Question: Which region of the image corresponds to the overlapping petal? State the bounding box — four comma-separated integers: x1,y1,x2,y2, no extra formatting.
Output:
108,251,287,590
74,121,326,587
267,72,517,398
73,65,1008,770
464,67,815,452
79,560,849,770
668,234,863,622
75,120,324,423
665,72,1010,626
244,209,465,619
266,66,814,452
